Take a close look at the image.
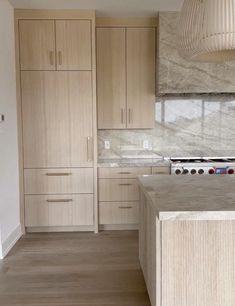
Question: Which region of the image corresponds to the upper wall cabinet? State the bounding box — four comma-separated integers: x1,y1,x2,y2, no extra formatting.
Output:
19,20,92,71
56,20,92,70
127,28,156,129
97,27,156,130
19,20,56,71
158,12,235,93
97,28,126,129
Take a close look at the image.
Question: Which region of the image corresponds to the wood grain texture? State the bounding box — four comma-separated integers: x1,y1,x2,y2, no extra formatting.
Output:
19,20,56,71
99,179,139,202
96,17,158,27
162,221,235,306
21,71,93,168
97,28,126,129
99,202,139,225
25,194,94,227
98,167,151,179
24,168,93,195
0,231,150,306
15,9,95,20
126,28,156,129
56,20,92,71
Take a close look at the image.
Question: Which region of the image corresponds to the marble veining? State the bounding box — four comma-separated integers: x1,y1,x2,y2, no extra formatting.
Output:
98,95,235,159
98,158,170,168
138,175,235,221
158,12,235,94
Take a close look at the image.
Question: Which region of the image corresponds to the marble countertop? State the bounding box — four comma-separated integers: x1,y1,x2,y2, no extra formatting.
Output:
98,158,170,168
138,175,235,221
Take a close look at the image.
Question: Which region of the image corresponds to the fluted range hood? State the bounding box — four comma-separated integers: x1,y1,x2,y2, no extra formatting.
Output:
157,12,235,95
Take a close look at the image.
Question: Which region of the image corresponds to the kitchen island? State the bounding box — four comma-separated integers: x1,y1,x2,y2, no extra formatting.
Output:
138,175,235,306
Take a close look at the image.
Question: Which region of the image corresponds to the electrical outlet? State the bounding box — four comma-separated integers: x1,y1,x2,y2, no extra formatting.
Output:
143,140,149,149
104,140,110,150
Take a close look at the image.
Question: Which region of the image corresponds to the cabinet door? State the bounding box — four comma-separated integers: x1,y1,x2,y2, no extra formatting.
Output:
19,20,56,71
69,72,93,167
97,28,126,129
21,71,93,168
21,71,71,168
127,28,156,128
56,20,92,70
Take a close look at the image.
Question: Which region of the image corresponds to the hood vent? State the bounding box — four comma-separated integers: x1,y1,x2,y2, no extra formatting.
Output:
157,12,235,95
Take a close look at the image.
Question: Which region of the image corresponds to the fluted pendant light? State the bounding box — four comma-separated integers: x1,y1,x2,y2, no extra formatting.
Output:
178,0,235,62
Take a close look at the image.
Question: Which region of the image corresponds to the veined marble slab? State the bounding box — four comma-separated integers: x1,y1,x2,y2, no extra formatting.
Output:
138,175,235,221
158,12,235,94
98,158,170,168
98,95,235,159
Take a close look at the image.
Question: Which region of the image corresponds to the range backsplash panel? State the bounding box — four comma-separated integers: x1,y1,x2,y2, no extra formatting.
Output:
98,95,235,159
158,12,235,94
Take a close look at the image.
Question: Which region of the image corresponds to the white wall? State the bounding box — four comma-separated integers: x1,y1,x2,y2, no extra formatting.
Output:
0,0,21,259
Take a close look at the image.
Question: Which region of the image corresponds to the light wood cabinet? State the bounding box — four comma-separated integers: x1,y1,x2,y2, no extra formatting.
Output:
99,179,140,202
98,167,151,227
127,28,156,128
24,168,93,195
99,202,139,225
19,20,56,71
98,167,151,179
25,194,94,227
56,20,92,71
97,28,126,129
19,19,92,71
17,10,97,232
97,27,156,129
21,71,93,168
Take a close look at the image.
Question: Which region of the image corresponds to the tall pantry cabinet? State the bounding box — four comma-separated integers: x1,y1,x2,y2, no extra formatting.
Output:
15,10,98,232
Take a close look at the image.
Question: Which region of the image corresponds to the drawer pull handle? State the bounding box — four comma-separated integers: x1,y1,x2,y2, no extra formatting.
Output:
46,173,72,176
47,199,73,203
118,183,132,186
119,206,133,209
118,172,132,175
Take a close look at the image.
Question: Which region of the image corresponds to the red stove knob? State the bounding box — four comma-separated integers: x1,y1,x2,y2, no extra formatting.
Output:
208,169,215,175
228,169,234,175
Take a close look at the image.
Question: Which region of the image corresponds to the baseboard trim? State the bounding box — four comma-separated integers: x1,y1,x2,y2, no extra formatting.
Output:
1,225,22,259
26,225,94,233
99,224,138,231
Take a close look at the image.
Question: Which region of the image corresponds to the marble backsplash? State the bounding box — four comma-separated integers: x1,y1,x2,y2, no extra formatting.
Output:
98,95,235,159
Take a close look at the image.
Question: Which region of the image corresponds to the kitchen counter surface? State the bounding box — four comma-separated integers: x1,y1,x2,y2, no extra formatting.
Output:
98,158,170,168
138,175,235,221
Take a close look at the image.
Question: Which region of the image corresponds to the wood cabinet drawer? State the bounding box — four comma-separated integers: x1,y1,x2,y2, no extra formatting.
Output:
25,194,93,227
152,166,170,175
98,167,151,179
99,178,139,202
99,202,139,225
24,168,93,194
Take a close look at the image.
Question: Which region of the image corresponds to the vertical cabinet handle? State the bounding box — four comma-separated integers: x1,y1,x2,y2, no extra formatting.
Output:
58,51,62,65
87,136,93,162
50,51,54,66
128,109,131,124
121,109,125,124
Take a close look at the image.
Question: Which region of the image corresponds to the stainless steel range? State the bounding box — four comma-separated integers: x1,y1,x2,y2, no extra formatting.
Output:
171,157,235,175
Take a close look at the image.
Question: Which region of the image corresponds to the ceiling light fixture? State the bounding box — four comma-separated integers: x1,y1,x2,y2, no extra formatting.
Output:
178,0,235,63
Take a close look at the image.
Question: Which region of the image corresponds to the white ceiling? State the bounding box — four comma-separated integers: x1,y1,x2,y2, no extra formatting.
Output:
9,0,184,17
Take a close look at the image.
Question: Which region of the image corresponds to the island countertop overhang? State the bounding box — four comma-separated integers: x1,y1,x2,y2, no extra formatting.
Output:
138,175,235,221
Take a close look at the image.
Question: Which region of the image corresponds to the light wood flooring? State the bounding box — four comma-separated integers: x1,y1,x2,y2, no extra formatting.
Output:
0,231,150,306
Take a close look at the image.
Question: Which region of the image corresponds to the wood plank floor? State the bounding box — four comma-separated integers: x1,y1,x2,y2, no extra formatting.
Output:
0,231,151,306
